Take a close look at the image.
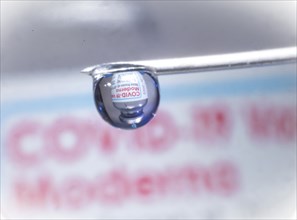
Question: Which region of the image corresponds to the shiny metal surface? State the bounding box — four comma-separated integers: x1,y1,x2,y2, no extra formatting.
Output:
82,47,297,76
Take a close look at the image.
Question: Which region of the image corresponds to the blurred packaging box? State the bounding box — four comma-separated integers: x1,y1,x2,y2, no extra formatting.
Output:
1,63,296,219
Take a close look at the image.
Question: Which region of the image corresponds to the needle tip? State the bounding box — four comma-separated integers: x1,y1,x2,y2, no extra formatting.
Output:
81,65,99,75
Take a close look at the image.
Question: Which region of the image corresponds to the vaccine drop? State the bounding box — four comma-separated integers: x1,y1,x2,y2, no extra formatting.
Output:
91,66,160,129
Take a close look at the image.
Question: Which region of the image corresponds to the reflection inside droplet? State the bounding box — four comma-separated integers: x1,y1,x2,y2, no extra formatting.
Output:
93,67,160,129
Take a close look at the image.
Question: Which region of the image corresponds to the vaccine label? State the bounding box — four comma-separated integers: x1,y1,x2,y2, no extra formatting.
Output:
1,64,296,219
111,71,148,103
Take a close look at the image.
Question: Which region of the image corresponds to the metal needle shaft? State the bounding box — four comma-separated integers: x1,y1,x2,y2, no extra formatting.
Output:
132,47,297,75
82,47,296,76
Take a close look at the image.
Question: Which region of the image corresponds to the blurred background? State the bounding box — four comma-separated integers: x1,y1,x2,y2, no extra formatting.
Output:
1,1,296,219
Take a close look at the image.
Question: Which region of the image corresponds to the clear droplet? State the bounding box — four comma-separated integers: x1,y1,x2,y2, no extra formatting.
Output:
92,64,160,129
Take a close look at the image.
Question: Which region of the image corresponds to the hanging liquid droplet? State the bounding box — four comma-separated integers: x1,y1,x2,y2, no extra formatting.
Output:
87,64,160,129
